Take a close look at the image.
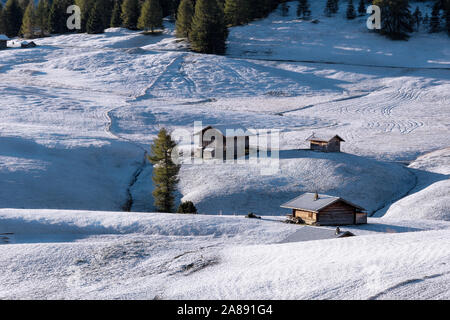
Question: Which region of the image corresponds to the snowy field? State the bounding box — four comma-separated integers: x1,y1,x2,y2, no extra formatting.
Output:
0,1,449,299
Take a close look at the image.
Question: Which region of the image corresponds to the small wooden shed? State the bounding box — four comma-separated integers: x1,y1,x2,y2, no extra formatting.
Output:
194,125,253,159
0,35,9,50
281,192,367,226
306,133,345,152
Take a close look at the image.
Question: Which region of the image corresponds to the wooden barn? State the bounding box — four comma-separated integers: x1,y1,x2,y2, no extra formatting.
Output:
0,35,9,50
306,133,345,152
194,125,253,159
281,192,367,226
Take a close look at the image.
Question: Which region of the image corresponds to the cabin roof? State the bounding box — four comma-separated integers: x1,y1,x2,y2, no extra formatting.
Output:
280,192,365,212
0,35,9,41
306,133,345,143
194,125,255,137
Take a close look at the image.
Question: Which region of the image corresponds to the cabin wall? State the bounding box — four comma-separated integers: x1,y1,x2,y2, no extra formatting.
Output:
310,142,328,152
327,139,341,152
355,213,367,225
317,201,356,226
294,209,317,225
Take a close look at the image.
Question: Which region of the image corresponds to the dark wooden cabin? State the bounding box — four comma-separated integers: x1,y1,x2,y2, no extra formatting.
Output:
0,35,9,50
281,192,367,226
194,125,252,159
306,134,345,152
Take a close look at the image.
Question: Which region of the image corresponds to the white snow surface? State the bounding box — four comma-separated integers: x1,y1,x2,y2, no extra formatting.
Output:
0,209,449,300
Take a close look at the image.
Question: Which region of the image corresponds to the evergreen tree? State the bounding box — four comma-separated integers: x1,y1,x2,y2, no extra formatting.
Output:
121,0,140,30
19,1,35,38
0,3,6,35
177,201,198,214
148,128,180,213
324,0,334,16
347,0,356,19
4,0,23,37
358,0,365,16
423,12,429,27
373,0,413,40
49,0,69,34
429,1,441,33
86,2,105,34
445,0,450,35
111,0,123,27
332,0,339,14
412,6,422,30
190,0,229,54
225,0,250,26
297,0,311,19
36,0,50,37
280,2,289,17
176,0,194,38
138,0,163,32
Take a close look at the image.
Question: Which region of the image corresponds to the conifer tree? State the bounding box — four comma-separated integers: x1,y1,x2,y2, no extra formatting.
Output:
4,0,23,37
20,1,35,38
86,2,105,34
423,12,429,28
429,1,441,33
347,0,356,19
177,201,197,214
176,0,194,38
49,0,69,34
0,3,4,35
121,0,140,30
412,6,422,30
332,0,339,14
373,0,413,39
148,128,180,213
36,0,50,37
224,0,250,26
297,0,311,19
324,0,334,16
190,0,229,54
111,0,123,27
138,0,163,32
358,0,365,16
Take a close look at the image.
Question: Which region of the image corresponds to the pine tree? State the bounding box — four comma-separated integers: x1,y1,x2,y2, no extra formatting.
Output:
297,0,311,19
49,0,69,34
332,0,340,14
225,0,250,26
373,0,413,40
324,0,334,16
358,0,365,16
0,3,6,35
347,0,356,19
176,0,194,38
445,0,450,35
138,0,163,32
121,0,140,30
86,2,105,34
190,0,229,54
412,6,422,31
4,0,23,37
177,201,197,214
36,0,50,37
148,128,180,213
429,1,441,33
423,12,429,28
20,1,35,38
111,0,123,27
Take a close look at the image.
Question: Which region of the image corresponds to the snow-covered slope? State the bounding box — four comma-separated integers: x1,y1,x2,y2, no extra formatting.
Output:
0,209,449,300
383,148,450,221
0,2,449,216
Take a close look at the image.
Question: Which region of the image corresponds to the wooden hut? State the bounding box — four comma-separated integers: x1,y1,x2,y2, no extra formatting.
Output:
306,133,345,152
0,35,9,50
194,125,253,159
281,192,367,226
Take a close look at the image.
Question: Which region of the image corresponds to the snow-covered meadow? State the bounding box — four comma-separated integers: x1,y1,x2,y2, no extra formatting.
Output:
0,1,449,299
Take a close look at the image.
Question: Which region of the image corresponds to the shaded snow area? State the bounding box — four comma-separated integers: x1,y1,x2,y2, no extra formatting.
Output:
0,209,449,300
0,1,449,299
